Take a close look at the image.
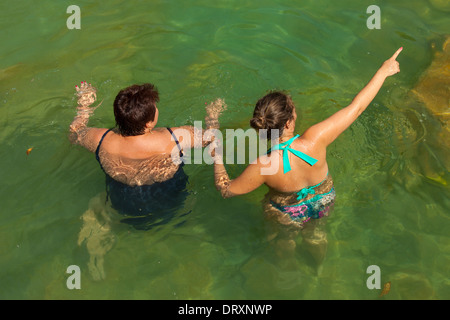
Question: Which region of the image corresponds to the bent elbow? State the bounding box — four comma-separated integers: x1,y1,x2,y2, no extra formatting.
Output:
215,184,235,199
221,191,234,199
68,131,78,145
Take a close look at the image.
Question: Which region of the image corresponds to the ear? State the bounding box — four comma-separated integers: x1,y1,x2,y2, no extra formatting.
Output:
285,118,293,130
145,119,156,130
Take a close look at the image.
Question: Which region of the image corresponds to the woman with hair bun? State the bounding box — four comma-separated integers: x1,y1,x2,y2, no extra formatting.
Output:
212,48,403,262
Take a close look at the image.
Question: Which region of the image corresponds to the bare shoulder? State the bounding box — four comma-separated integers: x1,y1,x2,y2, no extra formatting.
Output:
300,126,322,146
89,128,111,146
252,153,273,167
75,127,110,153
250,153,279,178
169,125,195,134
165,126,196,146
295,131,327,165
171,125,193,130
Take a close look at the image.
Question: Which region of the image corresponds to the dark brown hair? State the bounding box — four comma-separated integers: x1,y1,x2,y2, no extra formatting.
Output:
113,83,159,136
250,91,295,140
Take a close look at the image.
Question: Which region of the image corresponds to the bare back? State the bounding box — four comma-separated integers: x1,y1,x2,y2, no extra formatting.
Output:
96,127,183,186
262,136,329,193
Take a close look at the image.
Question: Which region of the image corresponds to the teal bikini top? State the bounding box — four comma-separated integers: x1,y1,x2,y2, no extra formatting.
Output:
269,134,318,174
269,134,322,200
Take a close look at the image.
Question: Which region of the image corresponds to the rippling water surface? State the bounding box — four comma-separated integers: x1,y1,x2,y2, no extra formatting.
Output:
0,0,449,299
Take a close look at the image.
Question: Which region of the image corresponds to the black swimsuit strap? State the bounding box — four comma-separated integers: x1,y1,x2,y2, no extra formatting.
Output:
94,128,113,203
95,128,113,166
166,127,183,157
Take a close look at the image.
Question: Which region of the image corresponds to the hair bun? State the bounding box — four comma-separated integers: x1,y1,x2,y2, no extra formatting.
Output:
250,116,266,130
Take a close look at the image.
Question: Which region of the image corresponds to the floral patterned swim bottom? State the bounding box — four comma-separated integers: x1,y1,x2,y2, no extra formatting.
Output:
270,187,336,227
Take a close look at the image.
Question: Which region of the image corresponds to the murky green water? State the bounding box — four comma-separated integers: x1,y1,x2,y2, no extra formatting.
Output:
0,0,449,300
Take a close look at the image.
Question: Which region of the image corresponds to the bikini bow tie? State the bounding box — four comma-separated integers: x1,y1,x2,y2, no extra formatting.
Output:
268,135,318,174
297,187,315,200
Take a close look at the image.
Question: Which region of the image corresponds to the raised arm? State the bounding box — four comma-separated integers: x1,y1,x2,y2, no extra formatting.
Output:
69,82,105,152
303,47,403,147
175,98,227,150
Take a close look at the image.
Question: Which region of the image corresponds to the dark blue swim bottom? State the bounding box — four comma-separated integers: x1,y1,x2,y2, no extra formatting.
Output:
105,166,190,230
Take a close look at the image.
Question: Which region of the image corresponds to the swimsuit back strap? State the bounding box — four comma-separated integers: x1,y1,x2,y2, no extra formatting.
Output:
167,127,183,157
95,128,113,204
270,134,318,173
296,172,329,200
95,128,114,163
287,148,318,167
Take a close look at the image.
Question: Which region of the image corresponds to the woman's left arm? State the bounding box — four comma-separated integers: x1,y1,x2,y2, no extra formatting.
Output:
213,148,266,198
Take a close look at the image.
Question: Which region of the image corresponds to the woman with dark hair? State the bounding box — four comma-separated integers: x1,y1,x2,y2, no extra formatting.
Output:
70,82,224,230
212,48,403,263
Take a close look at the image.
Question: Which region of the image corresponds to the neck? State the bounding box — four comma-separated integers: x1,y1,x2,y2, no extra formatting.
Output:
144,127,154,134
278,132,295,143
121,128,155,139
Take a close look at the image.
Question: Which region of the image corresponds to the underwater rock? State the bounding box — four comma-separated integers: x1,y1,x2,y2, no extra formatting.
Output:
387,271,436,299
170,260,213,298
407,36,450,186
241,257,278,297
428,0,450,12
411,36,450,149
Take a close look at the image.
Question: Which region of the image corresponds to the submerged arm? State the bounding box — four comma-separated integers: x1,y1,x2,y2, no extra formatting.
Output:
69,82,104,152
303,47,403,147
214,160,235,199
205,98,226,131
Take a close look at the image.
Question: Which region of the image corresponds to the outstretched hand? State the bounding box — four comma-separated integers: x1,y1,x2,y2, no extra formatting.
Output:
380,47,403,77
75,81,103,112
204,98,226,160
206,98,227,121
76,81,98,108
205,98,227,130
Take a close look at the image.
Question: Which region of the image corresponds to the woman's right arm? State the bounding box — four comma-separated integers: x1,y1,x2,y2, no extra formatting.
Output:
302,47,403,147
174,98,227,149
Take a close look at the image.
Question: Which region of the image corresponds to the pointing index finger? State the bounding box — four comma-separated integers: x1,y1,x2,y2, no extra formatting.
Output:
391,47,403,60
